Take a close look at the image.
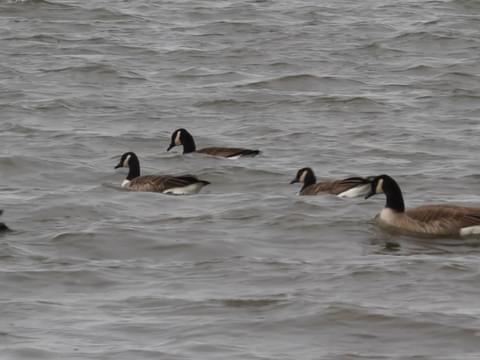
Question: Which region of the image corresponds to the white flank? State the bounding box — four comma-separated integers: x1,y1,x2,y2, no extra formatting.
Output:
121,179,131,188
337,184,370,198
228,152,258,159
460,226,480,237
163,183,206,195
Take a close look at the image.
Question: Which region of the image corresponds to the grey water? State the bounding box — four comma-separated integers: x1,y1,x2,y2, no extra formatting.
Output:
1,0,480,359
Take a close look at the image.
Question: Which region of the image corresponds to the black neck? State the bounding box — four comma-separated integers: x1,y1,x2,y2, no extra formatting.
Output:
183,142,196,153
383,176,405,212
182,133,196,154
127,155,140,180
301,172,316,191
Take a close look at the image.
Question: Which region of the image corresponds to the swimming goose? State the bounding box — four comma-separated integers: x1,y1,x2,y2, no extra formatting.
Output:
365,174,480,237
0,210,8,232
290,167,372,198
167,128,260,158
114,152,210,194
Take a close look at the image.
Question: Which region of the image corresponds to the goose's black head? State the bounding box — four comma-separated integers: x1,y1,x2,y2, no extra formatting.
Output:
365,174,405,212
114,152,141,180
114,152,137,169
167,128,196,153
290,167,316,186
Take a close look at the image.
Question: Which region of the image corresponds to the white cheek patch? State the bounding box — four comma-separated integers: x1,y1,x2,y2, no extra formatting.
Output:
376,178,384,194
174,131,181,145
299,170,307,183
123,154,131,167
121,179,131,188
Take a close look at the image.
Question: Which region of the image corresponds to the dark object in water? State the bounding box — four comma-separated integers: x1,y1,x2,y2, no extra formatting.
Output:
0,210,9,232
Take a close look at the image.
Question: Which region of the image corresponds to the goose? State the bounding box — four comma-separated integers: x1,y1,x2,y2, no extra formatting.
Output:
290,167,372,198
167,128,260,158
0,210,8,232
365,174,480,237
114,152,210,195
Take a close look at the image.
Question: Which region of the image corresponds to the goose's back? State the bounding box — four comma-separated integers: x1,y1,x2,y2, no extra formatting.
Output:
197,147,259,158
127,175,201,192
301,177,369,196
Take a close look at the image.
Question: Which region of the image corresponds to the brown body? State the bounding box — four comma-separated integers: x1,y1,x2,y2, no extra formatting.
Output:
125,175,209,193
376,205,480,237
290,167,371,198
300,178,369,196
115,152,210,194
196,147,259,158
367,175,480,237
167,128,260,158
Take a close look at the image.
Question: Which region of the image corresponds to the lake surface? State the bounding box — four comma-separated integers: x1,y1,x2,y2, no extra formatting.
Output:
1,0,480,359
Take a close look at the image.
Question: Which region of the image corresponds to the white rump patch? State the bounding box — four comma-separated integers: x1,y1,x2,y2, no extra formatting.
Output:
460,226,480,237
121,179,131,188
163,183,206,195
337,184,370,199
228,152,258,159
227,155,242,160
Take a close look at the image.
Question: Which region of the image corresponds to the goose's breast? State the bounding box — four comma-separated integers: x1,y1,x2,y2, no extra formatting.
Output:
378,208,400,225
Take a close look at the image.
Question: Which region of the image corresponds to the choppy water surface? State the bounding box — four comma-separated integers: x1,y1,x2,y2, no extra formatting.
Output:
1,0,480,358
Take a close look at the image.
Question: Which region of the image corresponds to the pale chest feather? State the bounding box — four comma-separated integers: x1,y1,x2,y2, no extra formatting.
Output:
378,208,400,224
377,208,422,232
